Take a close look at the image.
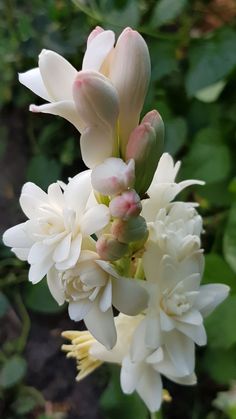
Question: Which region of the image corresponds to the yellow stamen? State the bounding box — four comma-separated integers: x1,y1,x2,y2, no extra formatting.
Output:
163,389,172,403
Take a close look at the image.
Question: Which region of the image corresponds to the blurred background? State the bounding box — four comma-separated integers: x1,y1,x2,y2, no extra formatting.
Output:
0,0,236,418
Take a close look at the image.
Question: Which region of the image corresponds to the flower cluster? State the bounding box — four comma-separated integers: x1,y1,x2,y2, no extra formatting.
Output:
3,26,229,413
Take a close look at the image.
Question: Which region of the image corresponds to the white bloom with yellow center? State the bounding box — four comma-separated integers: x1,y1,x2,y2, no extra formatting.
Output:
3,171,110,284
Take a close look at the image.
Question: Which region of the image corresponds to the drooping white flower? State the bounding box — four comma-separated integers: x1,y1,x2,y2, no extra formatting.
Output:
63,313,196,412
142,153,204,222
3,171,110,283
49,254,148,349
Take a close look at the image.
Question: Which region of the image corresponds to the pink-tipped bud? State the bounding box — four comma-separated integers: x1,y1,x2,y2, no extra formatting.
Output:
109,190,141,220
96,234,128,261
126,110,164,196
110,28,151,156
91,158,135,196
87,26,104,45
111,216,148,244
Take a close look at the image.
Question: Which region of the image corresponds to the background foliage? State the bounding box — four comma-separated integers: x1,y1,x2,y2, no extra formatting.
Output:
0,0,236,418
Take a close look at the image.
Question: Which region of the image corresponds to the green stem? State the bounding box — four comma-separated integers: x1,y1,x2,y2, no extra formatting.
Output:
14,292,31,353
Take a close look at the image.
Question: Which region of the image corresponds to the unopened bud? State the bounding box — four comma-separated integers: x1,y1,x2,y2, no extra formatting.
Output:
126,110,164,196
109,190,141,220
111,216,148,244
96,234,128,261
91,158,135,196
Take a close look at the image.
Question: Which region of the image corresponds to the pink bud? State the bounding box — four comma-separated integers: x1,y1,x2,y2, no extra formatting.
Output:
91,158,135,196
87,26,104,45
109,190,141,220
96,234,128,261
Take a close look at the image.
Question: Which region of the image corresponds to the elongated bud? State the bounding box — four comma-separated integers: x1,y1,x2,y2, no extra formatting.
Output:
126,110,164,196
96,234,128,261
87,26,104,45
73,71,119,168
109,190,141,220
73,70,119,129
111,216,148,244
110,28,151,156
91,158,135,196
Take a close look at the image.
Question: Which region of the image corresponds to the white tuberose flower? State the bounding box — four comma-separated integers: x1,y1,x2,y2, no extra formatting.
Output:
3,171,110,284
48,253,148,349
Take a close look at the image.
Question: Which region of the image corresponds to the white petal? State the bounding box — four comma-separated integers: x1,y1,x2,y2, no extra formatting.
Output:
53,233,72,263
38,49,77,101
146,347,164,364
84,303,116,349
68,299,92,321
136,366,162,413
196,284,230,317
29,255,54,284
145,316,162,349
47,268,65,305
178,309,203,326
175,321,207,346
80,125,115,168
28,241,52,264
55,233,82,270
48,183,64,208
3,223,32,248
82,30,115,71
130,320,150,362
99,278,112,312
19,68,51,101
20,182,48,218
160,309,175,331
29,100,84,132
165,330,195,375
112,277,148,316
120,355,142,394
12,247,30,260
64,171,92,215
167,372,197,386
80,204,110,236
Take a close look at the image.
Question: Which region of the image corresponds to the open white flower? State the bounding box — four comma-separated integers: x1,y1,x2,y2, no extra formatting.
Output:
63,313,196,413
48,255,148,349
3,171,110,283
142,153,204,222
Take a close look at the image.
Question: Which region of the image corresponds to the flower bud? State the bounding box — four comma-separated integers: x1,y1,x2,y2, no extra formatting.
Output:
126,110,164,196
111,216,148,244
91,158,135,196
96,234,128,261
109,190,141,220
109,28,151,155
73,71,119,168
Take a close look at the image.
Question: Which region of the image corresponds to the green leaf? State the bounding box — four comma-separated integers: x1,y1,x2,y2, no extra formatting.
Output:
186,28,236,96
203,346,236,385
150,40,178,81
195,80,226,103
151,0,187,27
11,385,44,415
0,356,27,389
0,292,9,318
100,366,148,419
224,204,236,273
205,296,236,350
22,278,65,314
164,117,187,156
181,128,231,184
203,254,236,293
27,155,61,190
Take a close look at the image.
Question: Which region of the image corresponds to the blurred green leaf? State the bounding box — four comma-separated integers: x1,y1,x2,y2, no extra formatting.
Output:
195,80,226,103
202,254,236,293
151,0,187,27
27,155,61,190
11,385,44,415
164,117,187,156
203,346,236,385
150,40,178,81
23,278,65,314
0,356,27,389
205,296,236,350
186,28,236,96
224,204,236,273
100,366,148,419
0,292,9,318
181,128,231,184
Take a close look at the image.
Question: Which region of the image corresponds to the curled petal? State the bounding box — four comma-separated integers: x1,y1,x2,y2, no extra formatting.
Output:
83,29,115,71
18,68,51,101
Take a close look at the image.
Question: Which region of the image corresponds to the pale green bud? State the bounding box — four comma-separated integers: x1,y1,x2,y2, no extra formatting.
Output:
111,216,148,244
96,234,128,261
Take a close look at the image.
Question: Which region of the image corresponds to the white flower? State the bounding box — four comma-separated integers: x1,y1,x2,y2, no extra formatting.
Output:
142,153,204,222
142,234,229,374
3,171,110,283
63,313,196,412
